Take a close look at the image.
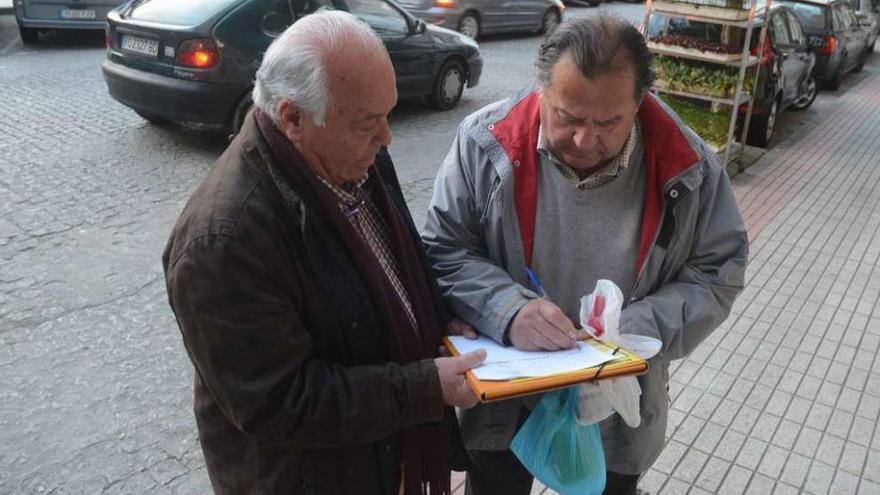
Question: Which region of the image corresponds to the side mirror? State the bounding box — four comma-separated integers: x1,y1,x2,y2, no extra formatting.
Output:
414,19,427,34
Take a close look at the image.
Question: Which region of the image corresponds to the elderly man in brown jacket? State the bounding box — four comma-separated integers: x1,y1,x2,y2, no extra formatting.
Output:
162,11,485,495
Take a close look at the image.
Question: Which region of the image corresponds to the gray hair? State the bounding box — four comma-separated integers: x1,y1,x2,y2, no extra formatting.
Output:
536,13,654,102
252,10,384,126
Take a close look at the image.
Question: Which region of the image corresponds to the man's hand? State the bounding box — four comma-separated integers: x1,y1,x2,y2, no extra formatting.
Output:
435,350,486,408
507,299,578,351
446,317,479,339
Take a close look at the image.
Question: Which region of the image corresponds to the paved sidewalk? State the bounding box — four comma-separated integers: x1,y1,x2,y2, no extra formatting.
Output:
453,60,880,494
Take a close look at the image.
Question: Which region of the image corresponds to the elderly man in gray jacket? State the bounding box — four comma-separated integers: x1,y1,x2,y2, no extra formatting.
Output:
423,13,749,495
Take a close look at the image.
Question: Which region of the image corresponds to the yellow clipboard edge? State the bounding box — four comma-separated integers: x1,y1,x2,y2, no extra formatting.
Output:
443,336,649,403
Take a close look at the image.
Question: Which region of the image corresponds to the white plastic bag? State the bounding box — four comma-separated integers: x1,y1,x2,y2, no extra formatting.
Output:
596,376,642,428
579,280,623,342
575,382,614,426
576,280,661,428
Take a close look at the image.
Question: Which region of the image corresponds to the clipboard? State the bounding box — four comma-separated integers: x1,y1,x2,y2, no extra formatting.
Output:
443,336,649,403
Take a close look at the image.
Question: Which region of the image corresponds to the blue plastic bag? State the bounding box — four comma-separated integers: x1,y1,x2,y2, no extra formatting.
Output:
510,387,606,495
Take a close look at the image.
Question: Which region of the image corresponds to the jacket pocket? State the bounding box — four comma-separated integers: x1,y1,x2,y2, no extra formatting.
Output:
479,177,502,225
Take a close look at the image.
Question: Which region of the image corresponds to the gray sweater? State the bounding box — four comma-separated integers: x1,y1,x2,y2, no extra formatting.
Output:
531,140,646,324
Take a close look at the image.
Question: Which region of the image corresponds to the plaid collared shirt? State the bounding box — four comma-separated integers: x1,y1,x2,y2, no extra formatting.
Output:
537,121,642,190
316,173,418,330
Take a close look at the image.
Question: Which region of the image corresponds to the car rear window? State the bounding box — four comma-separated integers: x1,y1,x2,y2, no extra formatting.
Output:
126,0,243,26
776,1,828,31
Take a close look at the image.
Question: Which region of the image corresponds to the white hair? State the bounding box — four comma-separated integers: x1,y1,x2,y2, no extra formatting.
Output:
252,10,385,127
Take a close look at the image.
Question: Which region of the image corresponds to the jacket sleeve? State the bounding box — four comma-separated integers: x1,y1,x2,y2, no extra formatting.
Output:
422,125,537,344
165,236,445,448
620,155,749,361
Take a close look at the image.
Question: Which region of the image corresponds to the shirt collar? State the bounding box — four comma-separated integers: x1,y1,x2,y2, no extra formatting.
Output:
316,173,371,209
537,121,641,189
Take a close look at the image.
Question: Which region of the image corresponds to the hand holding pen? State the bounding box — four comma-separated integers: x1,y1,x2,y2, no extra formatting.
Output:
504,268,579,351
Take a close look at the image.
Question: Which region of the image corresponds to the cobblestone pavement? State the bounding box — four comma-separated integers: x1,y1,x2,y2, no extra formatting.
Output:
2,4,874,495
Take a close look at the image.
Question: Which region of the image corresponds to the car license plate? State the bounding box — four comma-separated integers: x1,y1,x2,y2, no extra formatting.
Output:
121,35,159,58
60,9,96,20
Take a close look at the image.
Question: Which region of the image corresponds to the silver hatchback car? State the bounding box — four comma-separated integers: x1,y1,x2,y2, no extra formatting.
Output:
397,0,565,39
13,0,127,43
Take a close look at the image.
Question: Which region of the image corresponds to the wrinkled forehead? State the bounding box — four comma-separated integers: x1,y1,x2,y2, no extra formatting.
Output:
326,49,397,117
543,51,639,102
544,65,638,117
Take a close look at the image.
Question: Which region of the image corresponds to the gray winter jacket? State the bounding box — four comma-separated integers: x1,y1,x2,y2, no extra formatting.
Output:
422,89,749,474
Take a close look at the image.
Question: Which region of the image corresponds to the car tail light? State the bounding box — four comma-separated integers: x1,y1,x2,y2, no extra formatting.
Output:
817,35,837,55
434,0,455,8
175,39,219,69
739,102,764,115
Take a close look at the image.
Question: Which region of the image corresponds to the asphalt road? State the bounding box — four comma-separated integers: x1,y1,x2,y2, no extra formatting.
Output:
0,3,826,493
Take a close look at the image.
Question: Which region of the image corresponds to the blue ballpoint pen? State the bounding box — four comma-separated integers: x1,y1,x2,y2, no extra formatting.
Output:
524,267,547,298
525,267,583,343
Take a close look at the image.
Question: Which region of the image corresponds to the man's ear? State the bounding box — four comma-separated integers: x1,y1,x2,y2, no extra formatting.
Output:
276,99,306,145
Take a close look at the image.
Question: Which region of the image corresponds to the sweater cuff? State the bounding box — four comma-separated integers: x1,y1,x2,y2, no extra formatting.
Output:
486,293,533,345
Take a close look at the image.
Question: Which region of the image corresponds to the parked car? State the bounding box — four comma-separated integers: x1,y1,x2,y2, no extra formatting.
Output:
778,0,871,89
649,4,817,148
563,0,603,8
848,0,880,51
103,0,482,134
13,0,126,44
396,0,564,39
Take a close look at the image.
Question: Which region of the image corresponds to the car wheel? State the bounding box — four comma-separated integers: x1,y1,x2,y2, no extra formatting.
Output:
747,98,778,148
791,76,817,111
429,60,466,111
457,12,480,40
853,48,868,73
825,63,843,90
227,92,253,139
134,110,170,126
19,27,39,44
588,1,601,6
540,8,561,34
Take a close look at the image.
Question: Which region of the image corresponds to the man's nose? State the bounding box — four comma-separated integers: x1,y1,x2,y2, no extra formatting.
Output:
376,117,392,147
572,125,597,150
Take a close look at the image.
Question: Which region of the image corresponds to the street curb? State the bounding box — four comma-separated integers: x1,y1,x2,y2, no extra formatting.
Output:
0,9,13,15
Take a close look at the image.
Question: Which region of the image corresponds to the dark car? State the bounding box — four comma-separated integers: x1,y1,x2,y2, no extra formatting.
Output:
102,0,483,134
396,0,565,40
649,4,817,148
13,0,127,44
563,0,603,7
848,0,880,52
777,0,871,89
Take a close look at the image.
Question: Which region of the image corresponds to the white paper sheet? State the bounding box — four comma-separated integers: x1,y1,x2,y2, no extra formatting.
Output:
448,335,617,381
